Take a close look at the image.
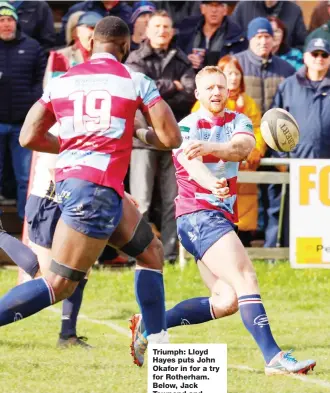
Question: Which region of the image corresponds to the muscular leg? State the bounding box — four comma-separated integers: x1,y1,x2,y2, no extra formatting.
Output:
201,230,281,363
0,218,107,327
30,239,90,347
45,218,108,301
164,261,238,329
109,195,166,335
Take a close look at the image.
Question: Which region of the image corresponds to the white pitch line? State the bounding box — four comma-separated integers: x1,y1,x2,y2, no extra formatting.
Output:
48,307,330,389
48,306,130,337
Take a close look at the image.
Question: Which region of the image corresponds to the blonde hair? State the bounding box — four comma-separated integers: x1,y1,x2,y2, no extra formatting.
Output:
66,10,85,46
195,66,227,87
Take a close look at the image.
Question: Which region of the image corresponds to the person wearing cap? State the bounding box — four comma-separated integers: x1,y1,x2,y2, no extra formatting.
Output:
59,1,132,47
0,2,46,220
130,1,156,51
232,1,307,50
234,17,295,249
235,17,295,114
306,2,330,46
44,11,103,84
267,38,330,248
178,1,247,70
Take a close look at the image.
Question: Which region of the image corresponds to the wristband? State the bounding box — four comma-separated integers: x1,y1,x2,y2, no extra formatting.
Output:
136,128,150,145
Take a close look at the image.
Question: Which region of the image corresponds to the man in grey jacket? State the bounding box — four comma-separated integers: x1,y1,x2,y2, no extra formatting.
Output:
126,10,195,263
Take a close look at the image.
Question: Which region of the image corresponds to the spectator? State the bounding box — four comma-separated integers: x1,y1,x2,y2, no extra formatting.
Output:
64,10,85,47
232,1,307,50
191,55,266,246
268,16,303,71
178,1,247,70
44,12,103,84
126,10,195,263
309,0,330,33
59,1,132,46
9,0,56,51
130,1,156,51
268,38,330,247
156,1,201,28
235,17,295,114
234,17,295,247
306,2,330,46
0,3,46,220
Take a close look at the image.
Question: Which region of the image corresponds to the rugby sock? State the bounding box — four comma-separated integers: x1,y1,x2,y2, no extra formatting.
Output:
238,294,281,364
0,232,39,277
135,268,166,335
166,297,215,328
0,277,55,326
60,278,88,337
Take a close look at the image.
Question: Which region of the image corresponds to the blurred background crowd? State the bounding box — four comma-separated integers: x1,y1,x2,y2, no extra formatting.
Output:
0,0,330,266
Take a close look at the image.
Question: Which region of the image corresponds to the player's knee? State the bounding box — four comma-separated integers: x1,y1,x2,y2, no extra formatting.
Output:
46,259,86,302
46,274,77,302
137,236,164,270
211,292,238,318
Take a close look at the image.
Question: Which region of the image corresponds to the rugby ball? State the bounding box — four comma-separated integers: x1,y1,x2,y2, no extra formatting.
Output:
260,108,299,152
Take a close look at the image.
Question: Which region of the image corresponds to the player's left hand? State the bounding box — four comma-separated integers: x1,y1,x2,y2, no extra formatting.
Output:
124,192,139,208
184,141,213,160
245,148,261,170
211,177,231,199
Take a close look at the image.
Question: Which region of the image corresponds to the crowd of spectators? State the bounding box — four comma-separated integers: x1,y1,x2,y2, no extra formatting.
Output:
1,0,330,264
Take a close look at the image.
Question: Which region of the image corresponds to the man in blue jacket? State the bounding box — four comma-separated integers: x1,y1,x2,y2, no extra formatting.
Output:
13,1,56,51
59,1,132,46
269,38,330,246
0,3,46,220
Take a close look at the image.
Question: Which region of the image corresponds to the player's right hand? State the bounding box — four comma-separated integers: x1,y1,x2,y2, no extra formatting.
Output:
211,177,231,199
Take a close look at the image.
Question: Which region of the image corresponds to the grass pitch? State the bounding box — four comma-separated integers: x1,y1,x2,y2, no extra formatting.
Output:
0,261,329,393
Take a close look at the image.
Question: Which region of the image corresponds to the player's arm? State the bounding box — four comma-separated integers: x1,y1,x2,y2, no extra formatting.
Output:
184,133,255,162
131,71,182,149
19,101,59,154
185,114,256,162
133,109,177,150
177,152,230,198
142,99,182,149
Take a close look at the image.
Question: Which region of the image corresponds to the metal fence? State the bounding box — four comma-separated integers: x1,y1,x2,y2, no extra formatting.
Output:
179,158,291,268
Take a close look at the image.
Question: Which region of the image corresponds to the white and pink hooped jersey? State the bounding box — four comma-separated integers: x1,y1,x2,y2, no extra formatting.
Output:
39,53,161,197
173,107,255,223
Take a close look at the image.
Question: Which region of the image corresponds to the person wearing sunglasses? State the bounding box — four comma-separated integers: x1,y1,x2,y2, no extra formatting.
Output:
263,37,330,249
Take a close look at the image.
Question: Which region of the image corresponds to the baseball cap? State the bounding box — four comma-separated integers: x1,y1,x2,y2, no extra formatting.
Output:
0,2,18,21
305,38,330,55
247,17,273,40
77,11,103,27
131,1,156,25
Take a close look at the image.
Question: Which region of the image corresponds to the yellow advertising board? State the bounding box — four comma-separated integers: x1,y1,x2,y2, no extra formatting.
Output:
290,159,330,268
